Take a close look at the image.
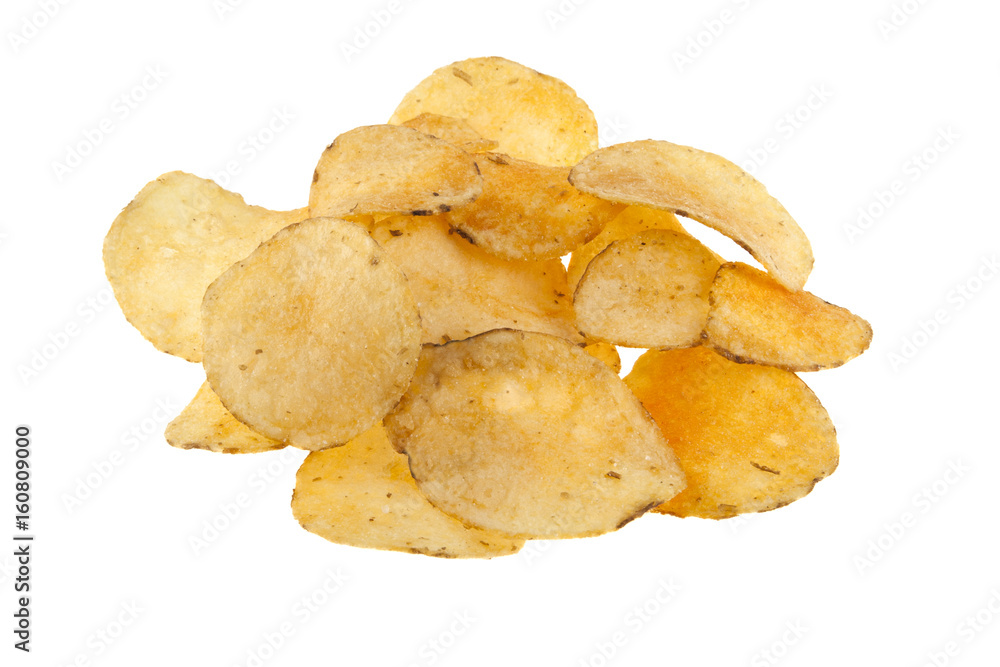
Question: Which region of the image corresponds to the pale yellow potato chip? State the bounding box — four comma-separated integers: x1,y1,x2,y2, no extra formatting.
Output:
308,124,482,219
704,262,873,371
202,217,421,451
625,347,838,519
400,113,499,153
103,171,308,362
569,140,814,290
292,424,523,558
165,382,285,454
389,56,598,167
583,342,621,373
575,230,721,349
384,329,685,538
370,215,582,344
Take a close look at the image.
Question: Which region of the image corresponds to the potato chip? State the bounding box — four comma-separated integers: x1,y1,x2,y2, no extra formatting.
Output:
574,230,721,349
389,56,597,167
202,217,421,451
625,347,838,519
569,140,814,290
384,329,685,538
443,152,622,261
165,382,285,454
583,342,621,373
370,215,582,344
400,113,499,153
308,124,482,219
704,262,873,371
292,424,523,558
103,171,308,362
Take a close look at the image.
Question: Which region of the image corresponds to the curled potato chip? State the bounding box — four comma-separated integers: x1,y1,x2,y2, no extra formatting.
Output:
704,262,873,371
575,230,721,349
103,171,308,362
370,215,582,344
384,329,685,538
443,152,622,261
389,56,598,167
400,113,499,153
308,124,482,219
165,382,285,454
625,347,838,519
292,424,523,559
583,342,621,373
569,140,814,290
202,217,421,450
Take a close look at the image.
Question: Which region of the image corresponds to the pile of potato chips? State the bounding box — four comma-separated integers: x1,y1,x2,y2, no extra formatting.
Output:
104,57,871,558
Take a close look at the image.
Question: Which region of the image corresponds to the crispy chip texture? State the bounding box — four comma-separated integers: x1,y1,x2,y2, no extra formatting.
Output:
103,171,308,362
583,342,622,373
575,230,721,349
569,140,814,290
400,113,499,153
704,262,873,371
385,330,685,538
292,424,523,559
202,217,421,450
389,57,597,167
165,382,285,454
370,215,581,344
625,347,838,519
308,125,482,219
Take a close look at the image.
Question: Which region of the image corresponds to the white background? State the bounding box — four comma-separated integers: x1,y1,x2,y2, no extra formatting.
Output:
3,0,999,665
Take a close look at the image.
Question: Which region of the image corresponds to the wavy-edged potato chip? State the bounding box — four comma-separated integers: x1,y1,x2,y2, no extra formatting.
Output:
443,152,622,261
703,262,873,371
583,342,621,373
292,424,523,559
401,113,499,153
385,329,685,538
202,217,421,451
370,215,582,344
625,347,838,519
569,140,814,290
308,125,482,219
389,56,597,167
165,382,285,454
103,171,308,362
575,230,721,349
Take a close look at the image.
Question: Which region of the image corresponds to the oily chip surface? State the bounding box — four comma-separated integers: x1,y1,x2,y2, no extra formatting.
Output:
165,382,285,454
103,171,308,362
389,56,598,167
202,217,421,451
625,347,839,519
292,424,523,559
384,329,686,538
400,113,499,153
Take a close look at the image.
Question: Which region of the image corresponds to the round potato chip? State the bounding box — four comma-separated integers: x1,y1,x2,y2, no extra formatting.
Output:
400,113,499,153
202,217,421,451
384,329,686,538
389,56,598,167
165,382,285,454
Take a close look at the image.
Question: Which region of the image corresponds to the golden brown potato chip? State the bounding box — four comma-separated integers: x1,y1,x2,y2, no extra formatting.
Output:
165,382,285,454
704,262,873,371
202,217,421,451
292,424,523,558
625,347,838,519
400,113,499,153
384,329,685,538
370,215,582,344
308,124,482,219
389,56,597,167
575,230,721,349
569,140,814,290
583,342,621,373
443,152,622,261
103,171,308,362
